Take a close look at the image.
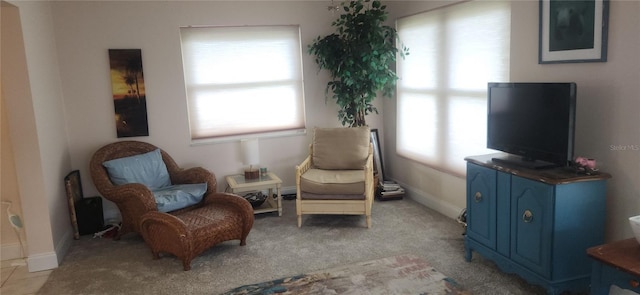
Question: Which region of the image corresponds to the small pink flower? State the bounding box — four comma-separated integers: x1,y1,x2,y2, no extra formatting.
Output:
585,159,596,169
574,156,597,170
575,157,588,166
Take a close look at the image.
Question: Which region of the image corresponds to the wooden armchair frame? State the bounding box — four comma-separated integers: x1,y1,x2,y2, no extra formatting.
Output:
295,143,374,228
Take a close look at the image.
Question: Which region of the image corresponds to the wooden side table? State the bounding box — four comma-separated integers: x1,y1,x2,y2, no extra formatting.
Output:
587,238,640,295
225,172,282,216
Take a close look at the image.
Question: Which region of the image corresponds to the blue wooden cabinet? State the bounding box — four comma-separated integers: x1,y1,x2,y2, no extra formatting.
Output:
464,154,611,294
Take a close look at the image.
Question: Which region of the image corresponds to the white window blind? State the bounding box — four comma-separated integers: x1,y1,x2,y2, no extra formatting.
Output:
396,1,510,176
180,25,306,141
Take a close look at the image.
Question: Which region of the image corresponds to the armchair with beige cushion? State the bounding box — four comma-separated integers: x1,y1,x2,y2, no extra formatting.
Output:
295,126,374,228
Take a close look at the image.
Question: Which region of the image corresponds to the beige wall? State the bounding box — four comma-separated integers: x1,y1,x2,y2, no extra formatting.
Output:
386,0,640,242
4,0,386,271
1,92,26,258
2,0,72,271
509,0,640,241
3,0,638,272
49,1,384,221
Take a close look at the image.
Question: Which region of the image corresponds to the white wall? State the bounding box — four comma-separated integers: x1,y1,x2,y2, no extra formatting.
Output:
509,0,640,242
6,0,386,270
2,0,72,271
6,0,638,272
1,91,26,259
50,1,384,221
385,0,640,242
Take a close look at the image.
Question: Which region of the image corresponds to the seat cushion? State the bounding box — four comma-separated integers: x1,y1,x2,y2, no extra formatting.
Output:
300,168,365,195
102,149,171,190
300,192,365,200
312,126,370,170
152,183,207,213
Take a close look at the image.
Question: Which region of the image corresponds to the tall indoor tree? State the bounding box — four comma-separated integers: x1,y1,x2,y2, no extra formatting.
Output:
309,0,408,127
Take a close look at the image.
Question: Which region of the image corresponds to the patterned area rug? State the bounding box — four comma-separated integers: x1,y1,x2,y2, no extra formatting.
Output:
222,254,470,294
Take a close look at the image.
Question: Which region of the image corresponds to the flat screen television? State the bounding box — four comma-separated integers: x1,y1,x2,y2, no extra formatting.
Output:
487,82,576,169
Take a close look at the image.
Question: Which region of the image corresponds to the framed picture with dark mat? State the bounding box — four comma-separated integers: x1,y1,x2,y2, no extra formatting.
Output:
539,0,609,63
370,129,385,182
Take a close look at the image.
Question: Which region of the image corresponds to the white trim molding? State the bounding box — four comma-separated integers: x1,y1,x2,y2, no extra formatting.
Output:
399,181,463,221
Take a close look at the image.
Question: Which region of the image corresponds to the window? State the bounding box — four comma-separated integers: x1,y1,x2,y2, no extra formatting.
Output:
180,25,306,142
396,1,511,176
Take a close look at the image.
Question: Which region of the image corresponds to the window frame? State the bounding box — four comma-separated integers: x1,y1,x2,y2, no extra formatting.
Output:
179,25,307,144
395,1,511,176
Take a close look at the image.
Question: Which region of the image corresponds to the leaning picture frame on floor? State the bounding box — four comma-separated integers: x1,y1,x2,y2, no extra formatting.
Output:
370,129,385,182
65,170,83,240
538,0,609,64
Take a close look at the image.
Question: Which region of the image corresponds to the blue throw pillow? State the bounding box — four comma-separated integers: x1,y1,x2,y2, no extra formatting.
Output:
152,183,208,212
102,149,172,190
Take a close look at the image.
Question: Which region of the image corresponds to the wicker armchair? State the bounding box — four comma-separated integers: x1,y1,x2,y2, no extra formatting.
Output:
90,141,254,270
89,141,252,239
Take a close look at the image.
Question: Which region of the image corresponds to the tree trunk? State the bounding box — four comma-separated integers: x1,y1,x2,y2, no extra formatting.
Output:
353,109,366,127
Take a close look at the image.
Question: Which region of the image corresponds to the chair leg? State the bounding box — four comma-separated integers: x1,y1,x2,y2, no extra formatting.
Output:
297,215,302,227
366,215,371,228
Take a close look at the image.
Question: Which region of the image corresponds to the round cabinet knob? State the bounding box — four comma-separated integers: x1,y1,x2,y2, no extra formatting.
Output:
474,192,482,202
522,210,534,223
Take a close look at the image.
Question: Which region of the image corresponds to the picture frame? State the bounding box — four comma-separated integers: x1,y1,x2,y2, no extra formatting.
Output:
370,129,385,182
108,49,149,137
64,170,83,240
538,0,609,64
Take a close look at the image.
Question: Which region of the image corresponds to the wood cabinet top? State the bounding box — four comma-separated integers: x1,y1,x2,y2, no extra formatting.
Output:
465,153,612,185
587,238,640,277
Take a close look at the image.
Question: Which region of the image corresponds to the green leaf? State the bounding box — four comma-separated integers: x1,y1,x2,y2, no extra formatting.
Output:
307,0,408,127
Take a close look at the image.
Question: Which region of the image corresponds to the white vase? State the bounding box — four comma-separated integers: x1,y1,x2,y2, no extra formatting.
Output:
629,215,640,244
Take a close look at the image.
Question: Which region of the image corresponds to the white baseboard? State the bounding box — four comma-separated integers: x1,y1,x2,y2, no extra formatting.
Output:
27,251,58,272
1,242,24,261
53,228,74,264
393,180,464,221
281,186,296,195
282,183,463,220
5,230,70,272
2,236,65,272
282,180,463,220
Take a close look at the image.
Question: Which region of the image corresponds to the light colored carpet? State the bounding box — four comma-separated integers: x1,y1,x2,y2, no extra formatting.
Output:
222,254,469,294
37,198,546,294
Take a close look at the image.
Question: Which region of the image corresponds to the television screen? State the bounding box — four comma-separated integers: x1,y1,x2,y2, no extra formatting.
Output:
487,82,576,169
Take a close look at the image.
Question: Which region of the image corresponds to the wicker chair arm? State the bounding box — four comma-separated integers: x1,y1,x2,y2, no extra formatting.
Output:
140,211,191,245
103,183,158,212
170,167,217,195
203,192,249,207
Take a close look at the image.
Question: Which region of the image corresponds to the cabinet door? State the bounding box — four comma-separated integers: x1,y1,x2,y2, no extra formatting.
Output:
467,164,497,250
510,176,553,278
